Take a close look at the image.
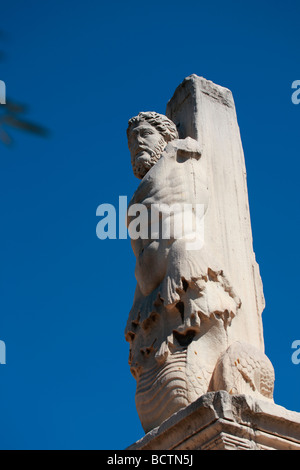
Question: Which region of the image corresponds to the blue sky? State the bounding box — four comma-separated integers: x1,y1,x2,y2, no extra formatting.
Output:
0,0,299,449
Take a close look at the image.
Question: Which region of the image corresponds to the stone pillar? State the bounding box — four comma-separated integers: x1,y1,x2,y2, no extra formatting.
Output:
166,74,265,351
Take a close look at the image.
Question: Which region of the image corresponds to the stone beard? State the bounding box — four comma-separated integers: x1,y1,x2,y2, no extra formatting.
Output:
125,111,275,433
131,134,166,179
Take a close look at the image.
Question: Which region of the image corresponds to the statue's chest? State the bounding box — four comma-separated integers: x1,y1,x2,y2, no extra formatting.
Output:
132,158,208,207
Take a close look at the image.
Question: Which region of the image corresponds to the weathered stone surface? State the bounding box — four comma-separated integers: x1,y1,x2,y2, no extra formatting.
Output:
166,75,266,350
125,75,275,434
127,391,300,450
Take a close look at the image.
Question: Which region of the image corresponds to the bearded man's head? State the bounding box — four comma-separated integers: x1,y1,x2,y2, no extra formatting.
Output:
127,112,178,179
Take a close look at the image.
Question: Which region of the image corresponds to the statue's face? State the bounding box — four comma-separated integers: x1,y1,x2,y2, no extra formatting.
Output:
128,121,166,179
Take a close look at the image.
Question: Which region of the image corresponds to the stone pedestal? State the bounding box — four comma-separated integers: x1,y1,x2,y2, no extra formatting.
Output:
127,391,300,450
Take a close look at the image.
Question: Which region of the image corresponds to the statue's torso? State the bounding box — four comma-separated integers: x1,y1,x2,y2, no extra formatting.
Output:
127,149,208,296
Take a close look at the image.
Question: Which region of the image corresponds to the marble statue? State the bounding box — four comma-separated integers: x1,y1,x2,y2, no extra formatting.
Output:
125,76,275,433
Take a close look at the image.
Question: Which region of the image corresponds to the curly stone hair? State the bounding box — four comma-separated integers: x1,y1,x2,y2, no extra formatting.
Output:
127,111,178,143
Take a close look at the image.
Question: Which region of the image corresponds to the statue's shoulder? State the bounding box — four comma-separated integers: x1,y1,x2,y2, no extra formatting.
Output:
128,168,156,206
